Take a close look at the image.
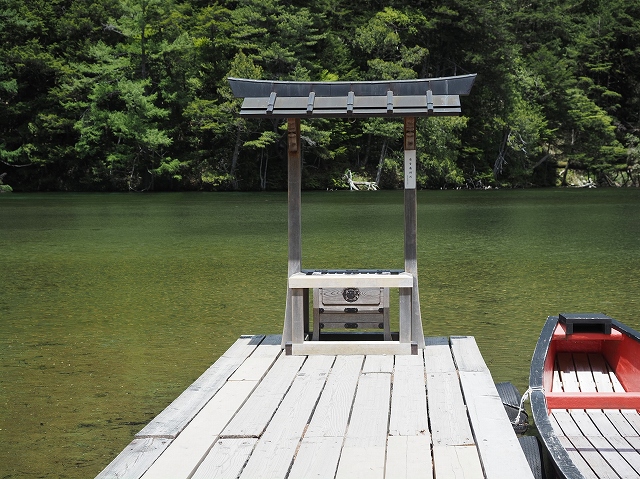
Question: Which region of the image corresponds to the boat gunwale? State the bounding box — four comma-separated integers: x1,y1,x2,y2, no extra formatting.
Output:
530,316,584,479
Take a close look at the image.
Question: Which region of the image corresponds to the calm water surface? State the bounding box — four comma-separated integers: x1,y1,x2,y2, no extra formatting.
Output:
1,189,639,478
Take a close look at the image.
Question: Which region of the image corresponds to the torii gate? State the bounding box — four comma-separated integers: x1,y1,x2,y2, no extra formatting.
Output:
229,74,476,355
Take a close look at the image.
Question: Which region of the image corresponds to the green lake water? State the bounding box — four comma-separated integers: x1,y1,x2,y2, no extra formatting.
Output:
1,189,639,478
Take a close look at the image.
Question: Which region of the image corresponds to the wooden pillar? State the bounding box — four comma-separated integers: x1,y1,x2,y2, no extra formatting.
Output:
404,117,425,348
288,118,302,275
282,118,303,347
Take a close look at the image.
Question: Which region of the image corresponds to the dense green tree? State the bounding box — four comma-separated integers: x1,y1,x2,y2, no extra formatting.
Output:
1,0,638,190
70,42,176,190
353,7,430,80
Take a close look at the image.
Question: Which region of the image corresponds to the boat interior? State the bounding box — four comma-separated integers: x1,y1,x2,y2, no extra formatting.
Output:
544,321,640,411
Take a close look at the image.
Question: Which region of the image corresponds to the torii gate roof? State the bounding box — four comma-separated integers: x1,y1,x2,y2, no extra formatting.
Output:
228,74,476,118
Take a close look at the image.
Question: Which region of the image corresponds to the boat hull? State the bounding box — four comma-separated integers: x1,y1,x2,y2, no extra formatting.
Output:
529,314,640,479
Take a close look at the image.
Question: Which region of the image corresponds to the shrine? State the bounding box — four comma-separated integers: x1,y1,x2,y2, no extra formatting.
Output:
229,75,477,355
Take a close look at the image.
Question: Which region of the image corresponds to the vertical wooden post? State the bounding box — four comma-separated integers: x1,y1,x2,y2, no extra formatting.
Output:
404,117,425,348
283,118,303,347
288,118,302,275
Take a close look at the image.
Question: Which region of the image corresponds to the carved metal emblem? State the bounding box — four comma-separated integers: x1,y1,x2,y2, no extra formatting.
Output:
342,288,360,303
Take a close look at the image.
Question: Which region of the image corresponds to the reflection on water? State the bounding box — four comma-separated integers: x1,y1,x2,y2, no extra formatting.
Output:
1,189,639,478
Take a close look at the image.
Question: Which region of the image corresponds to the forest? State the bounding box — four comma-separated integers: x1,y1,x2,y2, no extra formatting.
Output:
1,0,639,191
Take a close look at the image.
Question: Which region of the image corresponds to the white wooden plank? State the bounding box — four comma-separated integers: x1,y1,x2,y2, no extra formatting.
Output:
557,352,580,393
342,372,391,448
287,437,343,479
588,435,637,477
553,414,612,479
574,353,597,392
450,336,488,372
289,356,361,479
552,365,563,392
424,337,456,373
140,380,257,479
625,435,640,450
606,435,640,475
556,435,600,479
290,341,413,356
289,271,413,288
136,335,264,438
335,372,391,479
608,362,626,392
549,412,564,435
567,435,622,479
432,445,483,479
385,436,433,479
335,446,386,479
620,409,640,436
305,355,363,438
239,355,335,479
190,438,257,479
622,411,640,435
224,335,269,356
553,410,584,437
606,410,639,437
570,410,601,436
587,408,622,437
222,354,305,437
95,438,171,479
228,335,282,381
589,353,615,392
426,372,473,446
389,353,429,437
362,354,394,373
385,436,432,479
458,370,535,479
227,354,279,381
583,379,640,475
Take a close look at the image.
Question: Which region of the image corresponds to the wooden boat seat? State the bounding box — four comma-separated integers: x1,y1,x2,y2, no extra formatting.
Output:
546,391,640,410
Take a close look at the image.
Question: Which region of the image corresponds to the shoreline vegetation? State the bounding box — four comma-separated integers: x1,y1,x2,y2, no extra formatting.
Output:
1,0,639,192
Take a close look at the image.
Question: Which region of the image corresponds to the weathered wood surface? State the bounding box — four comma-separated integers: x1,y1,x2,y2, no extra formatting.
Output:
136,335,265,439
550,351,640,478
96,334,532,479
95,438,170,479
451,336,535,479
289,340,414,356
288,271,414,288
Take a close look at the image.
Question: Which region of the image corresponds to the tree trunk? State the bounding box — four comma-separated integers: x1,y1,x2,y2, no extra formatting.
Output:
230,124,242,190
494,130,510,180
561,129,576,186
362,133,372,167
375,139,387,186
259,150,268,190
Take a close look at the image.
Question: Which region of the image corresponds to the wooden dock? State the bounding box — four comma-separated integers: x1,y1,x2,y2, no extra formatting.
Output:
96,335,535,479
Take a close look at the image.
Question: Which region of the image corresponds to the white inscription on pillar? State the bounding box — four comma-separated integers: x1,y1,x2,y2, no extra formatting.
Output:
404,150,416,189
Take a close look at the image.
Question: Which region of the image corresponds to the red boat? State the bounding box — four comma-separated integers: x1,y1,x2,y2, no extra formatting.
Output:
530,313,640,478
